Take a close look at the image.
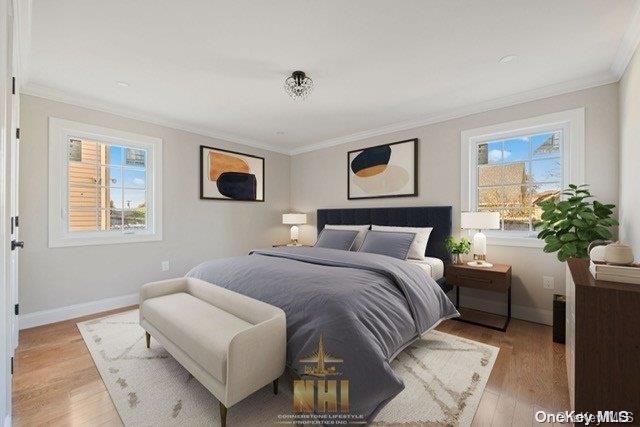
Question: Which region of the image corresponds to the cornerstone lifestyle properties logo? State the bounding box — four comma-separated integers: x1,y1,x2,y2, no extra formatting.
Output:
279,333,365,424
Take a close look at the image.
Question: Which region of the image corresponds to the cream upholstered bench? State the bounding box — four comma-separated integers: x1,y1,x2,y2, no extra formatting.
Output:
139,277,286,427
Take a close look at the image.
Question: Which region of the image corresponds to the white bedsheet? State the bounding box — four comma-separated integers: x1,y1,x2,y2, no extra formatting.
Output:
407,257,444,281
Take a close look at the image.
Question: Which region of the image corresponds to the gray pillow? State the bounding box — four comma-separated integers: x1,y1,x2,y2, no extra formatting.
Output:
325,224,370,251
358,230,417,260
315,229,360,251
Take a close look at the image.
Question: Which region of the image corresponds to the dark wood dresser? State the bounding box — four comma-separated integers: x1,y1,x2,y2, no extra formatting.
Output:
566,258,640,415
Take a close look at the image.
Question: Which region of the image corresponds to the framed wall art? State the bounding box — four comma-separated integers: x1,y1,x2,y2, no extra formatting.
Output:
347,138,417,200
200,145,265,201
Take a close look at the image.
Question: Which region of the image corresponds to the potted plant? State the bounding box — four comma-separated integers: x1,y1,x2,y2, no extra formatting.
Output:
445,236,471,264
536,184,618,261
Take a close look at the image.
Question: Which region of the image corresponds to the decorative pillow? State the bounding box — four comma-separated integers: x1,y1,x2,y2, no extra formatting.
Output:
371,225,433,260
315,229,360,251
358,230,417,260
325,224,370,251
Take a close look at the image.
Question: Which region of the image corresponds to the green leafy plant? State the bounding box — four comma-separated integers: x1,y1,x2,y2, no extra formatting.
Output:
445,236,472,254
536,184,618,262
445,237,472,264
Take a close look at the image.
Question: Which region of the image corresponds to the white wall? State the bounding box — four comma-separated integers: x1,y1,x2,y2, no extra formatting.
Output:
619,45,640,261
19,95,290,317
291,83,619,324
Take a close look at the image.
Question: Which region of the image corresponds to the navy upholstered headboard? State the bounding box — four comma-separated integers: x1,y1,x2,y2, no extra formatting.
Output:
317,206,452,264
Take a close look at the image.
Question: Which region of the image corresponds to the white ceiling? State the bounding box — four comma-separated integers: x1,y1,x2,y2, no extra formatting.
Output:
24,0,639,154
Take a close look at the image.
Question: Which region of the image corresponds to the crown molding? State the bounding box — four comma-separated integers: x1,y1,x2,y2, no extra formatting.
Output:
289,71,617,155
20,82,292,155
23,71,617,158
611,0,640,79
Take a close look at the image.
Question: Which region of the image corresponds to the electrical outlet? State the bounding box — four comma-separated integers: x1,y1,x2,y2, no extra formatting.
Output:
161,261,170,271
543,276,555,290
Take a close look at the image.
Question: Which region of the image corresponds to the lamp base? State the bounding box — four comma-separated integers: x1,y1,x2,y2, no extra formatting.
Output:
289,225,300,245
467,260,494,268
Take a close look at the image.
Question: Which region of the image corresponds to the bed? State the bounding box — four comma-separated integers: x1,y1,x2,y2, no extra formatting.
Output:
186,206,458,421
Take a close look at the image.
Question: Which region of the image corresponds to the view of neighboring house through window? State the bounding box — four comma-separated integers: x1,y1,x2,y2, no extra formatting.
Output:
476,131,562,233
68,138,147,232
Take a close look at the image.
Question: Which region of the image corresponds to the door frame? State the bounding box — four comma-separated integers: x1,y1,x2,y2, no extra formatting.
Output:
8,0,19,351
1,0,26,423
0,0,12,423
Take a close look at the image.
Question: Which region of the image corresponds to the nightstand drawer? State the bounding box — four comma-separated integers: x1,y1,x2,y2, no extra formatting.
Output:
446,265,511,292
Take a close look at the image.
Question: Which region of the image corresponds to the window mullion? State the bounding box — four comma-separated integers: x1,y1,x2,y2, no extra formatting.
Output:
527,136,533,233
499,140,505,231
121,181,125,233
94,162,100,231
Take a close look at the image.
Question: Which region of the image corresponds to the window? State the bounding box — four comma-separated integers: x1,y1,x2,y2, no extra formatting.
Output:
461,108,584,247
49,118,162,247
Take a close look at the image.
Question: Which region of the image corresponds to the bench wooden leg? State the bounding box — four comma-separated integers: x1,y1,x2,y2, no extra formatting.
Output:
273,379,278,395
145,331,150,349
219,402,227,427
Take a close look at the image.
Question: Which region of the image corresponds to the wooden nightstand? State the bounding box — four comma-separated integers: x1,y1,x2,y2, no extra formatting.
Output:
445,263,512,332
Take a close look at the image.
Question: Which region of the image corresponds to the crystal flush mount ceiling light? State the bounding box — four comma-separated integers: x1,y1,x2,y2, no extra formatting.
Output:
284,70,314,100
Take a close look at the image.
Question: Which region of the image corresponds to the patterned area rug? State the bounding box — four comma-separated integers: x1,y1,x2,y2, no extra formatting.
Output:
78,310,498,426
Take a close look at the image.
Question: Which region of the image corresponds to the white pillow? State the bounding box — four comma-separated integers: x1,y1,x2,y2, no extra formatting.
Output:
324,224,370,251
371,225,433,260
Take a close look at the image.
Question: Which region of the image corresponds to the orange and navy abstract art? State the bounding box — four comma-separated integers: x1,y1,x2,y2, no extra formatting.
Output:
200,146,265,201
347,138,417,200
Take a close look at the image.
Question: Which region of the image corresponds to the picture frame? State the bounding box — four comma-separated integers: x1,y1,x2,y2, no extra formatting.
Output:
199,145,265,202
347,138,418,200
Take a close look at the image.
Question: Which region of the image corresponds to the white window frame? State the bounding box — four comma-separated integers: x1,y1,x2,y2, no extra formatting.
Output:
48,117,163,247
461,108,585,248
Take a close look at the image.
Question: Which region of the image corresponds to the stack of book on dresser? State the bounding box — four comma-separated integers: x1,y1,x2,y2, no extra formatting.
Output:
589,261,640,284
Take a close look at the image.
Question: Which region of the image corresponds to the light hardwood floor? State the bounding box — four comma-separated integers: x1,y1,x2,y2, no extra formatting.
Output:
12,307,570,426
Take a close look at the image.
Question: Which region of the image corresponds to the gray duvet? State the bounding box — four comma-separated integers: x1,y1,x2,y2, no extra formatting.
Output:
186,246,458,421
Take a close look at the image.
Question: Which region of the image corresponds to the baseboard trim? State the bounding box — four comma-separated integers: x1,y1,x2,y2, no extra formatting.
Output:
18,289,553,329
447,292,553,326
19,293,138,330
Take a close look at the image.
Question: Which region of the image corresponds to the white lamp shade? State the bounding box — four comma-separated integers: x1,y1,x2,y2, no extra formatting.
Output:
282,213,307,225
461,211,500,230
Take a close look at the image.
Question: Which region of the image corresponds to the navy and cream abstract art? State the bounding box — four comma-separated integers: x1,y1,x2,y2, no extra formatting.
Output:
347,138,417,199
200,146,265,201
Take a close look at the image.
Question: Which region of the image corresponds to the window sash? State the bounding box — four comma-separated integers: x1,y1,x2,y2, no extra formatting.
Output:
473,131,563,235
474,134,563,235
66,138,151,234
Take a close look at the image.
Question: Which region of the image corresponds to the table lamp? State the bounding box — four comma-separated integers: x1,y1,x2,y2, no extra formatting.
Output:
282,213,307,246
461,211,501,267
